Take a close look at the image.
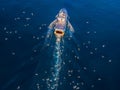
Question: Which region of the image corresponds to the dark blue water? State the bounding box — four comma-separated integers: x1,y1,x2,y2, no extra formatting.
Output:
0,0,120,90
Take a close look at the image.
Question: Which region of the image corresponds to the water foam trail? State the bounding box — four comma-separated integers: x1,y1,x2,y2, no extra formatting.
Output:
47,39,62,90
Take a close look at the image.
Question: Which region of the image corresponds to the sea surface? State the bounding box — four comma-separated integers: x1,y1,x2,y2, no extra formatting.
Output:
0,0,120,90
